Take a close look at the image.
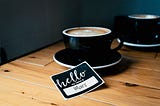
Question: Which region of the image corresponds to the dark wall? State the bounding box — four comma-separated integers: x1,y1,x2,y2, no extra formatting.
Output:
81,0,160,28
1,0,160,64
1,0,81,64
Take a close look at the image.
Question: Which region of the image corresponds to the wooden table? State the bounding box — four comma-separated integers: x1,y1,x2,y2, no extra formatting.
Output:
0,41,160,106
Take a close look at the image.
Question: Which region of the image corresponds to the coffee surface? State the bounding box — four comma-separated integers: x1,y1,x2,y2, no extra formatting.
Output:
129,14,159,19
66,27,108,36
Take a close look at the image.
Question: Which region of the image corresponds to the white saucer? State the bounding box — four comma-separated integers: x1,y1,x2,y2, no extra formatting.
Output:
53,49,122,69
117,39,160,47
123,42,160,47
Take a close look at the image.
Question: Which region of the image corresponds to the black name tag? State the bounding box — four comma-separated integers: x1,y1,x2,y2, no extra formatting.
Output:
50,61,104,100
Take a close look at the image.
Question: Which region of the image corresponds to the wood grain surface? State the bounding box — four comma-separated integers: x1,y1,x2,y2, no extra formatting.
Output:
0,41,159,106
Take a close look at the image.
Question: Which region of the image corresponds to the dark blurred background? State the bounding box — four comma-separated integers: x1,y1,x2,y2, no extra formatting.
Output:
1,0,160,64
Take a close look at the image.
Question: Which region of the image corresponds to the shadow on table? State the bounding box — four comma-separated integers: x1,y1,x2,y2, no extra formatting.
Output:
96,56,135,77
91,57,137,91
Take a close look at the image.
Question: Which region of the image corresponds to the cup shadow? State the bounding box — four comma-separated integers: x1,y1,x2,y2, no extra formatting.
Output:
96,57,135,76
92,57,137,91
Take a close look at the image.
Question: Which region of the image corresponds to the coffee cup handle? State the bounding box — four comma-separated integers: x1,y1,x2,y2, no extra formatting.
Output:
111,36,123,51
156,18,160,36
158,18,160,28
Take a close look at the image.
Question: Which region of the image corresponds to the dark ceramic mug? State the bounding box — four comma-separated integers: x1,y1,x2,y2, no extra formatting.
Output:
114,14,160,45
62,27,123,61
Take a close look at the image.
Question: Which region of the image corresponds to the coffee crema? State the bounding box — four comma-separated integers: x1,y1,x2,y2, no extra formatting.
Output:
63,27,111,37
128,14,160,19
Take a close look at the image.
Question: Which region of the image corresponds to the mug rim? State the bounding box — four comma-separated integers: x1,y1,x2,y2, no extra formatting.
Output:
128,14,160,19
62,27,112,37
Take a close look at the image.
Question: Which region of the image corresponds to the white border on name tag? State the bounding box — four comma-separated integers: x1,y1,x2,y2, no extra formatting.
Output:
50,61,105,100
63,76,98,96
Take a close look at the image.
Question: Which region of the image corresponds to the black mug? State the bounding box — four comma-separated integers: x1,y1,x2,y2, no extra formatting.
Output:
114,14,160,45
62,27,123,61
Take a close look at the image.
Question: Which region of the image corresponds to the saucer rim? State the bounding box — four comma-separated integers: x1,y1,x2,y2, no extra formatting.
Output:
123,42,160,47
53,49,122,69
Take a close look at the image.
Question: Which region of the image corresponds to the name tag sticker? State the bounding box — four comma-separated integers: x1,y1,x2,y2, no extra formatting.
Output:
50,61,104,100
